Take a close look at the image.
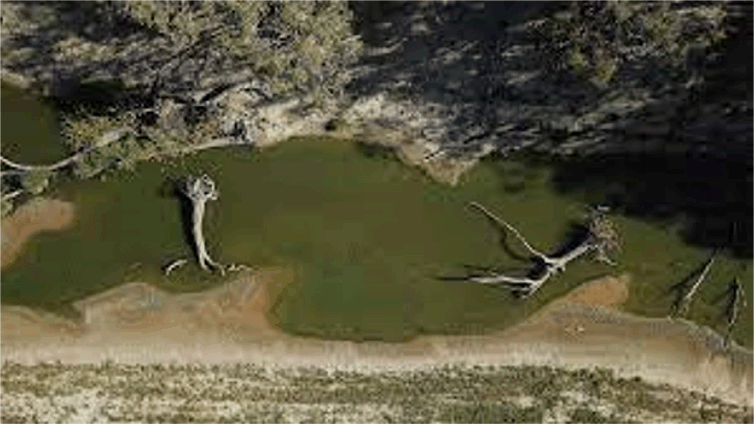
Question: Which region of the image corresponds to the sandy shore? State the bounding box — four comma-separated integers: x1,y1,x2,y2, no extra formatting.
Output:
1,197,75,269
2,271,752,406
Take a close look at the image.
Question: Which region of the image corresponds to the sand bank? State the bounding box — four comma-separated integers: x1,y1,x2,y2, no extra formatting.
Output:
1,197,75,269
2,272,751,406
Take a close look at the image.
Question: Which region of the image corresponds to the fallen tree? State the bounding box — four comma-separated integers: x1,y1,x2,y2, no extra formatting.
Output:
0,128,130,173
464,202,620,297
674,251,717,318
181,174,224,275
724,277,745,348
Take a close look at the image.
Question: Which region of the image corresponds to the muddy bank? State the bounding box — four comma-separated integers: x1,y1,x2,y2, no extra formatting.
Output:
2,273,751,406
1,197,75,269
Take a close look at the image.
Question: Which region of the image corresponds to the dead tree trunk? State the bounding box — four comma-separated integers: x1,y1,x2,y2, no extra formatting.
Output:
464,202,619,297
182,174,224,275
0,128,130,173
676,251,716,317
724,278,745,348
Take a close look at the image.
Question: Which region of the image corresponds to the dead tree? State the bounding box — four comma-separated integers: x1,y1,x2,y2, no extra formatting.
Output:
464,202,620,297
0,128,130,174
723,278,745,348
675,251,716,318
181,174,224,275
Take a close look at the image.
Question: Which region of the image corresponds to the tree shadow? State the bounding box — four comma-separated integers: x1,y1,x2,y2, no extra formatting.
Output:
49,78,156,117
347,2,566,152
464,202,534,263
3,1,235,105
548,153,752,258
665,252,717,316
354,140,398,160
549,221,591,259
158,176,199,265
434,264,532,282
348,2,752,258
708,278,740,325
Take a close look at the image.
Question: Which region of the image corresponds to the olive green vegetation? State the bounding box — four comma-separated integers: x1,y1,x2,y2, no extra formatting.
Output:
20,169,54,195
1,133,751,346
438,402,544,423
568,407,612,424
119,1,361,101
3,363,751,423
545,2,726,84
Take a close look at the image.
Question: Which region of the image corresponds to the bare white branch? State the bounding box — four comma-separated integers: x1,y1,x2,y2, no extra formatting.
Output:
164,258,188,276
462,202,620,297
678,252,716,316
182,174,224,275
468,201,550,261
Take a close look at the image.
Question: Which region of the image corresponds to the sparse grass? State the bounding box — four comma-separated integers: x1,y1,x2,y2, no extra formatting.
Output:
2,363,750,423
439,401,544,423
568,407,611,424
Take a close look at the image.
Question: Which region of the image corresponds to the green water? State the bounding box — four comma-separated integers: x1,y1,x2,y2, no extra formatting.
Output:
1,89,751,346
1,84,67,164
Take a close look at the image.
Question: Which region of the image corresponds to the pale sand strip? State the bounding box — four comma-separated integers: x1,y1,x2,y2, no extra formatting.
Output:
2,273,752,406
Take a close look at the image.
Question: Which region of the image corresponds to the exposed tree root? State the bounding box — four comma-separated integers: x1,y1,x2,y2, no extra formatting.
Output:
164,258,188,276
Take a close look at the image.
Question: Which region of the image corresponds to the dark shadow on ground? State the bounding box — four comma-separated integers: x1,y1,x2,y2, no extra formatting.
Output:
354,140,398,161
666,252,718,317
549,153,752,258
159,177,200,266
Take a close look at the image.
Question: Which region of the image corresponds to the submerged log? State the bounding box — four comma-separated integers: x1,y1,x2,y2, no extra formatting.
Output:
181,174,224,275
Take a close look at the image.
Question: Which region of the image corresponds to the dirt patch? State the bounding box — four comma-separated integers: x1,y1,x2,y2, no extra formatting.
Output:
1,197,75,269
557,273,630,308
2,272,751,406
67,267,292,342
1,305,83,343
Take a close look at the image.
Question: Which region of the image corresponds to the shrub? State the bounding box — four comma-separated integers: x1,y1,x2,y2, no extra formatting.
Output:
543,2,726,84
20,169,53,195
119,1,362,103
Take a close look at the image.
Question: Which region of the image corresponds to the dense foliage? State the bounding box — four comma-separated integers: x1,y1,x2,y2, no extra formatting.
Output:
543,1,726,84
119,1,362,101
1,1,364,205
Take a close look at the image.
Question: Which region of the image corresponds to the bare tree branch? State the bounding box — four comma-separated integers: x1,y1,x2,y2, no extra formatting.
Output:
164,258,188,276
468,201,550,262
0,128,130,172
1,190,23,201
676,251,717,317
461,202,619,298
724,277,745,348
